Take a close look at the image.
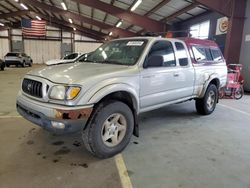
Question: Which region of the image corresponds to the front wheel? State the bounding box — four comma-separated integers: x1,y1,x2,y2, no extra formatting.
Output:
196,84,218,115
82,101,134,158
235,86,244,100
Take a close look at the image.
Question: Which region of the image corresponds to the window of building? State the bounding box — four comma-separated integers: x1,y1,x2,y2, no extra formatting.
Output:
190,21,210,39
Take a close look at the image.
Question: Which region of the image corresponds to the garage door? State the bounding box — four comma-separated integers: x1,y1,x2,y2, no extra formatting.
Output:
0,38,9,59
24,40,61,64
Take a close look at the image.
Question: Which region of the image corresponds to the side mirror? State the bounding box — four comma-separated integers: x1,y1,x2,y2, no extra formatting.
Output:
144,55,164,68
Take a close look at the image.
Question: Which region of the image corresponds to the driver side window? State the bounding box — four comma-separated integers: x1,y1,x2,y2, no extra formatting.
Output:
145,41,176,68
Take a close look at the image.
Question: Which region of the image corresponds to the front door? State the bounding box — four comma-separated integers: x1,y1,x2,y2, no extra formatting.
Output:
140,40,181,109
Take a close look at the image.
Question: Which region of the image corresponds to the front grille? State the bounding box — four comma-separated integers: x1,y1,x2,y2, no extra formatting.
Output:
22,78,43,98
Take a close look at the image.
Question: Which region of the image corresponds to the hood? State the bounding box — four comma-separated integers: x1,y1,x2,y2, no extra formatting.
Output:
45,59,74,65
27,62,131,84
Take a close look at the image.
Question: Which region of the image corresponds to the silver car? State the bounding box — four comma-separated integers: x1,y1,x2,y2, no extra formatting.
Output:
5,52,33,67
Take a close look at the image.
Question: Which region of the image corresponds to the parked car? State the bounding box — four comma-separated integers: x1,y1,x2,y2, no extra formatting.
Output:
0,59,5,71
46,52,84,66
17,37,227,158
77,52,92,63
4,52,33,67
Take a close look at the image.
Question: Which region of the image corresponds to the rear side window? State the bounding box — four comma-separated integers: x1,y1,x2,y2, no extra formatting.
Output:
192,45,212,62
175,42,188,66
210,48,223,61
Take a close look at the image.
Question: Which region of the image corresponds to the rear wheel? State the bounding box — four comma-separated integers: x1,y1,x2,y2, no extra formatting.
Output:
82,101,134,158
196,84,218,115
0,64,4,71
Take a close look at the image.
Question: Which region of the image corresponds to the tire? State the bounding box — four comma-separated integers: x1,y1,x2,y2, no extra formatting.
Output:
29,63,32,67
235,86,243,100
22,61,25,67
0,64,4,71
6,64,9,67
196,84,218,115
82,101,134,158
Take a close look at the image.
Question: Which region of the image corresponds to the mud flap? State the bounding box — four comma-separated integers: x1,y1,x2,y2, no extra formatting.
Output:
133,111,139,137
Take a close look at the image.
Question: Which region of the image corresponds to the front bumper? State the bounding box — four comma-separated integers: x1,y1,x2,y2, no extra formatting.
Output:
16,93,93,134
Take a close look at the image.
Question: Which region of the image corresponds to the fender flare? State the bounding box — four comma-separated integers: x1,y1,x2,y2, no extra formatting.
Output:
199,73,220,98
86,83,140,137
87,83,139,111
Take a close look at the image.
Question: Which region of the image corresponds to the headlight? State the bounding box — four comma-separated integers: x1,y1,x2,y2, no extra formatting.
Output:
49,85,81,100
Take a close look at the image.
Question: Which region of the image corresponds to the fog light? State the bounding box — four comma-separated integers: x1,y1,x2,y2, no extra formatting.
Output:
51,121,65,129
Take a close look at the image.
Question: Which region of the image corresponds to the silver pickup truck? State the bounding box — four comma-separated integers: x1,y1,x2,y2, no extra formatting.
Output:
17,37,227,158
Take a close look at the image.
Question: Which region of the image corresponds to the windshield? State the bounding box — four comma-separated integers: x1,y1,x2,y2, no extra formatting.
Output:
85,39,148,65
6,53,19,57
63,53,79,60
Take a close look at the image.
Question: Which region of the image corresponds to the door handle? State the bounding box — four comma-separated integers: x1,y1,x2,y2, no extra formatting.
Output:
173,73,179,77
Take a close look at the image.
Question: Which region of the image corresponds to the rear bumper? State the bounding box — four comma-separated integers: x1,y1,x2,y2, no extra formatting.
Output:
16,93,93,134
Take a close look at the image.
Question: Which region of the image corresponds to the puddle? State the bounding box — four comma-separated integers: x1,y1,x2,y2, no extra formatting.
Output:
54,147,71,155
27,140,34,145
52,141,64,146
70,163,88,168
53,159,59,163
28,128,36,133
73,141,81,147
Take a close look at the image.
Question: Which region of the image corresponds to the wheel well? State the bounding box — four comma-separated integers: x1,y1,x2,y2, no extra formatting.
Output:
210,79,220,89
97,91,137,113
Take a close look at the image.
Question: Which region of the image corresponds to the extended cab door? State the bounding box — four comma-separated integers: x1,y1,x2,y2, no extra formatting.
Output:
140,40,191,109
173,42,195,98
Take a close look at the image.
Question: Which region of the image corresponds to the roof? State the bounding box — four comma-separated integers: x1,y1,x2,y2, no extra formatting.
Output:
179,37,219,47
0,0,210,40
